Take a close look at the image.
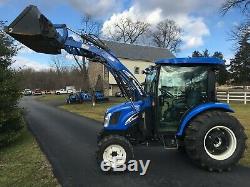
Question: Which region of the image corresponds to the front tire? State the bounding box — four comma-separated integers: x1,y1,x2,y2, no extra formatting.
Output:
184,110,247,172
96,135,134,171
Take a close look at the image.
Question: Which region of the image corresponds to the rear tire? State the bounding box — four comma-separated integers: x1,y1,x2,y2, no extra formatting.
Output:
96,135,134,171
184,110,247,172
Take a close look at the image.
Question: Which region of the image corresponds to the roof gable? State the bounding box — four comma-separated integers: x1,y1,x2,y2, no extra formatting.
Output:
104,40,175,62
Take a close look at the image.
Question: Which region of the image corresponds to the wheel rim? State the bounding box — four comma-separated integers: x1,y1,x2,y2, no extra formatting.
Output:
103,144,126,168
204,126,237,161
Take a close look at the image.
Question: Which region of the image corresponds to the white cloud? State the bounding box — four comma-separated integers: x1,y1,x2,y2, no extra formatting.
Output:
175,16,210,49
12,57,51,71
68,0,123,17
132,0,225,17
0,0,8,5
0,0,123,18
102,7,137,39
18,44,34,55
64,53,80,62
102,3,210,50
216,21,224,28
69,34,82,42
225,54,234,65
233,22,239,26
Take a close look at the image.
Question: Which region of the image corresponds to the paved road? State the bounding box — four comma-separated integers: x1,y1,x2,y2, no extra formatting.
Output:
20,97,250,187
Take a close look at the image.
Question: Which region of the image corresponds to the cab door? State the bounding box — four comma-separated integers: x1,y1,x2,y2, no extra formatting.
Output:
156,65,209,133
143,68,158,137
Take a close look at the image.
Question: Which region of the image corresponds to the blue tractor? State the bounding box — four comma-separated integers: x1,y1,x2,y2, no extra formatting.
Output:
6,5,247,172
95,91,104,101
79,92,92,102
66,93,81,104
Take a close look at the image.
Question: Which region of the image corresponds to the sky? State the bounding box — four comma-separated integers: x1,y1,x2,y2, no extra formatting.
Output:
0,0,244,71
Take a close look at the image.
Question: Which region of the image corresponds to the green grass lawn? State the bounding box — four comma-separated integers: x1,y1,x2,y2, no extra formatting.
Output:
60,97,125,122
0,128,59,186
230,103,250,166
36,94,68,103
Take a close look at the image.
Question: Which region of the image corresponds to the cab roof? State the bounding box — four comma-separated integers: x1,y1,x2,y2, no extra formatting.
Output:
155,57,224,65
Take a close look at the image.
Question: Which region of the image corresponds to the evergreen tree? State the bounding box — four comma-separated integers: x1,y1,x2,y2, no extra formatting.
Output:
192,49,210,57
192,50,203,57
203,49,210,57
191,49,230,85
0,21,23,147
230,33,250,85
212,52,229,85
95,74,103,92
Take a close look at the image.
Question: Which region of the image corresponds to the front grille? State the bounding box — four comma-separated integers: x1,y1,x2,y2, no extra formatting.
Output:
110,112,121,125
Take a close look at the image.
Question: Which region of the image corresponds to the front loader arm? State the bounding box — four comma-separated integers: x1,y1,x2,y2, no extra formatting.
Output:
62,30,145,99
4,5,144,100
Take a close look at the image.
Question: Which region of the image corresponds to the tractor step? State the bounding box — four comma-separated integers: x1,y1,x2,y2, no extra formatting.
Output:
161,134,178,149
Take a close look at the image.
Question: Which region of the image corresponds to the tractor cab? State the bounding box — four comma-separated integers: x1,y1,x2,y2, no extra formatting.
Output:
144,58,222,135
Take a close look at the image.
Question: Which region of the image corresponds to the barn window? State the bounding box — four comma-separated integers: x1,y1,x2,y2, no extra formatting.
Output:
134,67,140,74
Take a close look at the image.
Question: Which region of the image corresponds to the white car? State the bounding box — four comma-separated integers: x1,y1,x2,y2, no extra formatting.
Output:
55,89,68,95
67,89,76,94
23,89,32,96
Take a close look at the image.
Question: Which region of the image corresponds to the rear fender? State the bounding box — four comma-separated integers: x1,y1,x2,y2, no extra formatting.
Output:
176,103,234,136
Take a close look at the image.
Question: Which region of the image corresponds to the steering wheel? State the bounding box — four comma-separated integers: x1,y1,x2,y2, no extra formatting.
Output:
159,87,174,98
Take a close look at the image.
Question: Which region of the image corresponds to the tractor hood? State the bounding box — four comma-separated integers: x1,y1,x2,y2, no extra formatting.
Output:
4,5,63,54
106,101,143,114
104,101,144,131
104,98,152,131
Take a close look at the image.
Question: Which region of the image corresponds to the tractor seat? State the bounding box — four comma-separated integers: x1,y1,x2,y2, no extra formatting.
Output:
186,89,203,107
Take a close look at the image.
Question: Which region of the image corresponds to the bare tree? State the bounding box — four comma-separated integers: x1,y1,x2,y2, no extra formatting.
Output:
72,56,90,91
81,15,102,36
221,0,250,46
18,67,87,90
51,56,67,73
150,19,182,53
230,23,250,45
67,15,102,91
50,56,70,89
107,17,150,44
221,0,250,15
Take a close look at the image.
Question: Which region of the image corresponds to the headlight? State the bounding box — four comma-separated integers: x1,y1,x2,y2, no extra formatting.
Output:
104,113,111,127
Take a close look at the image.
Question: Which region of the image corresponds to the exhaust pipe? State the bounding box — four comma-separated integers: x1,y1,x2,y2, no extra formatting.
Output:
4,5,63,54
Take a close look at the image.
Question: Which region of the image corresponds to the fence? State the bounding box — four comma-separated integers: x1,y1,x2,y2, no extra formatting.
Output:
217,91,250,104
217,85,250,90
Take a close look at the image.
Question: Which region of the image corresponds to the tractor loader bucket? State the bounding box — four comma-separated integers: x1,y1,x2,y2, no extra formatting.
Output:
4,5,62,54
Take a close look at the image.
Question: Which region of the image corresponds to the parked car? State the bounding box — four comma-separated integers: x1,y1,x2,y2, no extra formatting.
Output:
67,89,76,94
55,89,68,95
66,86,75,91
94,91,109,101
79,92,92,102
66,93,81,104
33,89,42,96
44,90,52,94
115,91,124,97
23,89,32,96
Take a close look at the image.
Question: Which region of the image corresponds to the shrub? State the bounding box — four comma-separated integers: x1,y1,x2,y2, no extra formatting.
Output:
0,21,23,147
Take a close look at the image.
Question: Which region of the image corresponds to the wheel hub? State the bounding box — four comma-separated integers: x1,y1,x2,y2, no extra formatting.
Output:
111,151,118,157
103,144,127,168
204,126,237,160
213,137,222,148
